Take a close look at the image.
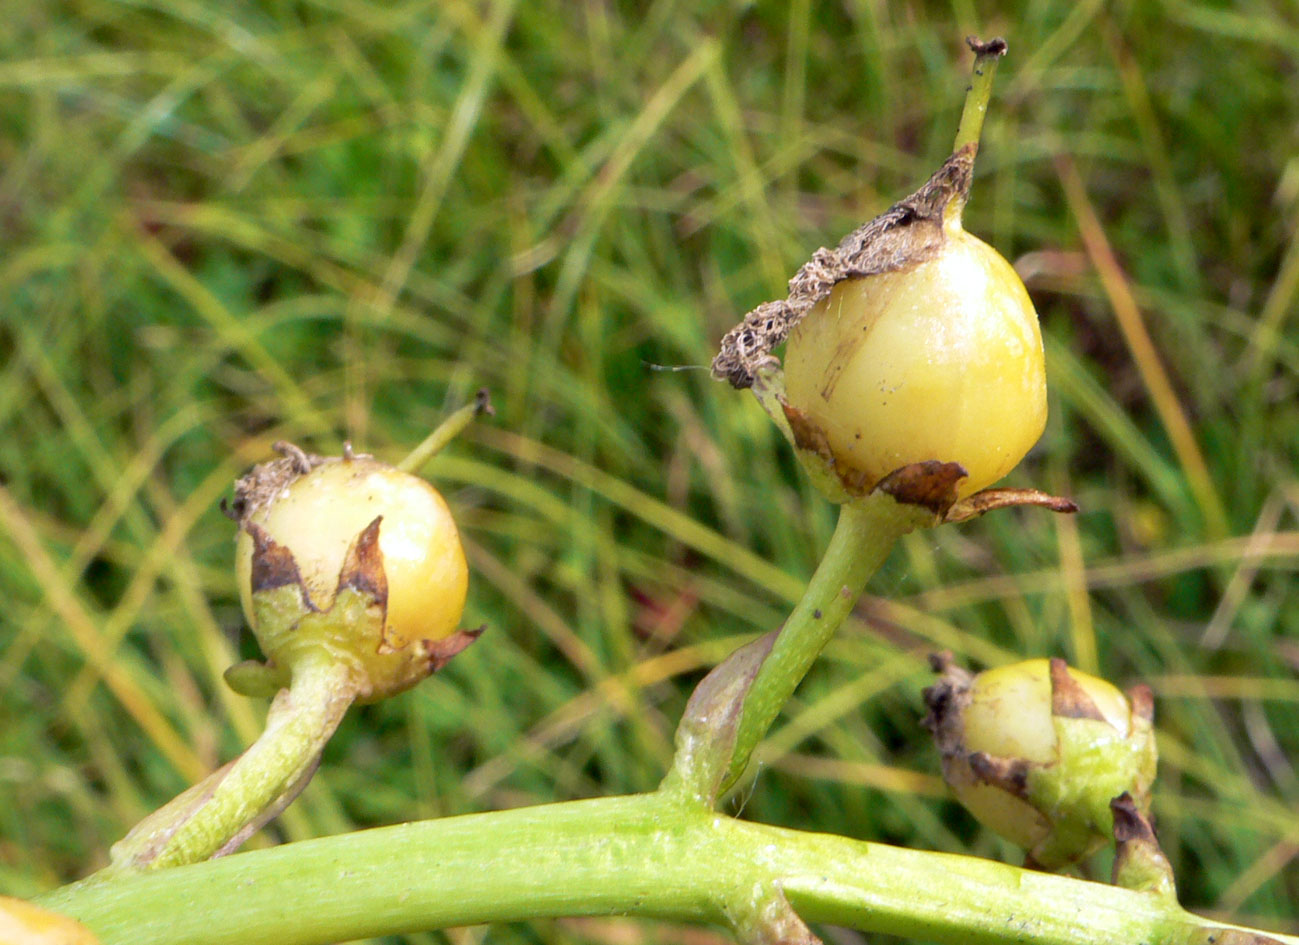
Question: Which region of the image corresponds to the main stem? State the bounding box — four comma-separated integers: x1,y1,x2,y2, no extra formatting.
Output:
724,497,917,786
40,792,1295,945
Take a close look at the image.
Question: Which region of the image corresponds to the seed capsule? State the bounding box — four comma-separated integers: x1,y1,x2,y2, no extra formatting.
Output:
0,897,100,945
924,655,1157,870
783,227,1046,498
229,446,473,702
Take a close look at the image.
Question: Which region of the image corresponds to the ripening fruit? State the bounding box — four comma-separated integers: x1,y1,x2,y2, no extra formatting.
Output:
783,228,1047,498
926,657,1157,870
235,456,468,653
948,660,1130,856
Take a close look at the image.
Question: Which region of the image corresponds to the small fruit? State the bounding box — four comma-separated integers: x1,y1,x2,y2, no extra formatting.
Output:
230,446,472,701
924,656,1156,870
235,454,467,649
783,225,1046,499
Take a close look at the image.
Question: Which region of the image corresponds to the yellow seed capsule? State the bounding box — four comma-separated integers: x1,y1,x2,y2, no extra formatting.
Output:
946,659,1131,855
783,229,1047,499
235,456,467,652
234,457,468,649
0,897,101,945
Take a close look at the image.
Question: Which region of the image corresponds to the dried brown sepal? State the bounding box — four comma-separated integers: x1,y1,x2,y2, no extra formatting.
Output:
337,516,389,618
943,488,1079,523
422,626,484,673
921,651,974,755
779,400,890,498
1110,792,1176,897
783,401,838,467
247,522,316,606
712,147,977,388
473,387,496,416
968,750,1032,798
1128,683,1155,723
874,461,968,516
1110,792,1157,845
1049,657,1106,722
784,398,977,510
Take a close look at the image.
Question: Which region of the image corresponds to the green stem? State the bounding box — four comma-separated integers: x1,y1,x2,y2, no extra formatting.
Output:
94,654,354,879
947,37,1006,228
40,792,1296,945
723,496,917,787
398,389,491,474
952,38,1006,154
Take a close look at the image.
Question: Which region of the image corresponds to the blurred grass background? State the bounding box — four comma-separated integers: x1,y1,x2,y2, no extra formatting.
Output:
2,0,1297,942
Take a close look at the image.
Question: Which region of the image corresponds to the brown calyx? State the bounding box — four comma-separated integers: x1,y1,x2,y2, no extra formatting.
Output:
921,651,975,758
226,441,330,524
712,147,976,389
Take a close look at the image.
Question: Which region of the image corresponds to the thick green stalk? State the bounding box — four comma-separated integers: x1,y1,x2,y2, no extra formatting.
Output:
723,496,919,787
40,792,1296,945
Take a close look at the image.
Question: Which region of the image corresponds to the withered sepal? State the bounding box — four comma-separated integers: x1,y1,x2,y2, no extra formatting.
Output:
713,147,977,389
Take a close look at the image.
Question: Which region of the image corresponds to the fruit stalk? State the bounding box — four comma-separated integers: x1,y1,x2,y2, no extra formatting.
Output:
953,38,1006,155
92,653,354,879
949,37,1005,224
719,495,926,789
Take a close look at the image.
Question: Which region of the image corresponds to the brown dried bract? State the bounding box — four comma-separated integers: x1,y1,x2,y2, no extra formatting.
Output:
921,651,974,755
227,441,329,523
1110,792,1176,897
246,521,314,603
943,488,1078,523
337,517,389,612
875,461,968,515
424,626,485,672
1049,657,1107,722
712,147,976,388
968,750,1032,798
1110,792,1156,844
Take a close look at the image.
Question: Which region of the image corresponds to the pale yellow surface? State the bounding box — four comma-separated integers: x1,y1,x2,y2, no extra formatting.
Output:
236,458,468,648
963,659,1131,764
784,231,1047,497
0,897,100,945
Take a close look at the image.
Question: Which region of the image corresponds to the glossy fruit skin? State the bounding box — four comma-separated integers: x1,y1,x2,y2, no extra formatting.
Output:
235,456,468,654
783,229,1046,498
961,660,1133,763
